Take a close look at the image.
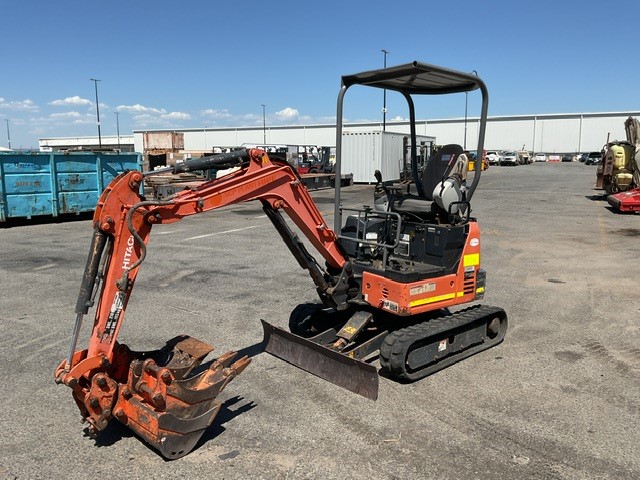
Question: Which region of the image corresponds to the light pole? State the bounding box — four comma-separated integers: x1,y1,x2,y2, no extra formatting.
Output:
261,104,266,146
381,49,389,131
90,78,102,148
4,119,10,150
114,111,120,151
464,70,478,150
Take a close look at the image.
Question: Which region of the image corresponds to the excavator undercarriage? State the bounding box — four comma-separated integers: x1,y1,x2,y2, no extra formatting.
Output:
55,61,507,459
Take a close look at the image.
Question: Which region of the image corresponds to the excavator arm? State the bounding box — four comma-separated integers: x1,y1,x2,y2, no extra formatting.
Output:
55,149,351,459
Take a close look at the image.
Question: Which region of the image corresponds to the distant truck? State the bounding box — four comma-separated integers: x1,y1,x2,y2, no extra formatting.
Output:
517,150,532,164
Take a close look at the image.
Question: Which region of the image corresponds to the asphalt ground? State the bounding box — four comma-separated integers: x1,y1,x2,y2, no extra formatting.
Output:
1,162,638,479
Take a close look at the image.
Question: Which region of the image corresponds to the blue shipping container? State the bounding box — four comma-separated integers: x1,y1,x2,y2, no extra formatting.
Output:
0,152,142,222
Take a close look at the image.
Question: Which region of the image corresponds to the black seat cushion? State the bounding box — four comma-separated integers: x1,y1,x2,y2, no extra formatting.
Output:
421,144,463,200
392,195,432,214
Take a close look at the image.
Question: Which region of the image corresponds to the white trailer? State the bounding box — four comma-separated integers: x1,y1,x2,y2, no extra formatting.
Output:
341,130,435,183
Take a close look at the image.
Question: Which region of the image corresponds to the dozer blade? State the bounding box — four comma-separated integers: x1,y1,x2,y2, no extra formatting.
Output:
261,320,379,400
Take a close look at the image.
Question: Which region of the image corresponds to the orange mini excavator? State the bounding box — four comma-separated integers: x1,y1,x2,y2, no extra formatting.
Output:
55,61,507,459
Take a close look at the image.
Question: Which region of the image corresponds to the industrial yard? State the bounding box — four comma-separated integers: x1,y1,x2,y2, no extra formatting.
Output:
1,162,638,479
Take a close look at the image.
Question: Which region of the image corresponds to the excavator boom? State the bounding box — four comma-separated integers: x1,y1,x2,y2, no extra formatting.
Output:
55,149,352,458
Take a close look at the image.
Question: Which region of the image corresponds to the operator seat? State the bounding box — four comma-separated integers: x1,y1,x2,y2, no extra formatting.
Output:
421,144,464,200
391,144,464,214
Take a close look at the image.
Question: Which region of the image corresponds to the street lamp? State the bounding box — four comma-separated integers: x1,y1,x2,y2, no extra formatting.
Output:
90,78,102,148
381,49,389,131
114,111,120,151
464,70,478,150
261,104,266,146
4,119,10,150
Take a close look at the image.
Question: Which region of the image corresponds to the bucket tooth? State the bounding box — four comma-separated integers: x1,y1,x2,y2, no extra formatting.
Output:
228,355,251,376
167,353,250,404
212,351,238,369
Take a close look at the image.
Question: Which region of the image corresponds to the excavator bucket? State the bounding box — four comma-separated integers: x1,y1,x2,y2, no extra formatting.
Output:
261,320,379,400
108,336,249,459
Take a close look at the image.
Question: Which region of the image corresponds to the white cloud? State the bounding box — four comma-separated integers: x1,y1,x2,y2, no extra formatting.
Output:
161,111,191,120
50,111,82,119
132,114,155,123
72,117,96,125
28,127,48,135
275,107,299,121
0,98,39,111
201,108,232,119
315,115,336,124
49,96,92,107
48,111,95,125
116,104,166,115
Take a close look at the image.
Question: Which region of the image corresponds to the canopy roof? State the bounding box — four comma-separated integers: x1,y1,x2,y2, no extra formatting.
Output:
341,61,482,95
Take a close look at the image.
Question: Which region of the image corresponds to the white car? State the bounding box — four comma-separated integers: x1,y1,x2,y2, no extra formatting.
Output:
499,151,519,166
486,151,500,165
534,153,547,162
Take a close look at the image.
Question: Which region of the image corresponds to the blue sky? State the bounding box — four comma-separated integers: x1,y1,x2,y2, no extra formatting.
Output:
1,0,639,149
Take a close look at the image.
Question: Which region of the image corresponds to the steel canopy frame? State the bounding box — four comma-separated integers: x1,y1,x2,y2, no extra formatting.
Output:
333,61,489,232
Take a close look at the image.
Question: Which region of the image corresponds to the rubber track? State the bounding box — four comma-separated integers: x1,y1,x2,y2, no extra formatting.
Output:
379,304,507,382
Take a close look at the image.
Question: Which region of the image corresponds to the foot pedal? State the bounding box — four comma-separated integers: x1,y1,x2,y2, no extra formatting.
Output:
336,311,373,343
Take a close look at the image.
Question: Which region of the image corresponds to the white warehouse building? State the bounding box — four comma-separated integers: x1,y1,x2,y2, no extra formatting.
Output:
132,111,640,155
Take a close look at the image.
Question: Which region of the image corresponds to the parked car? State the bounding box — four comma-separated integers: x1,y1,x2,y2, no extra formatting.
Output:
499,151,519,166
561,153,573,162
578,153,589,162
534,153,547,162
486,150,500,165
584,151,602,165
548,154,561,162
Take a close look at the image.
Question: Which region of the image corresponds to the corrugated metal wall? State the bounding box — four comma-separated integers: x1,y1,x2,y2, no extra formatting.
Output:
421,114,632,153
342,131,407,183
133,111,640,157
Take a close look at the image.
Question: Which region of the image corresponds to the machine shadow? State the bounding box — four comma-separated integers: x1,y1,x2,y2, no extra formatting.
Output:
585,192,606,201
195,395,258,449
234,340,266,359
